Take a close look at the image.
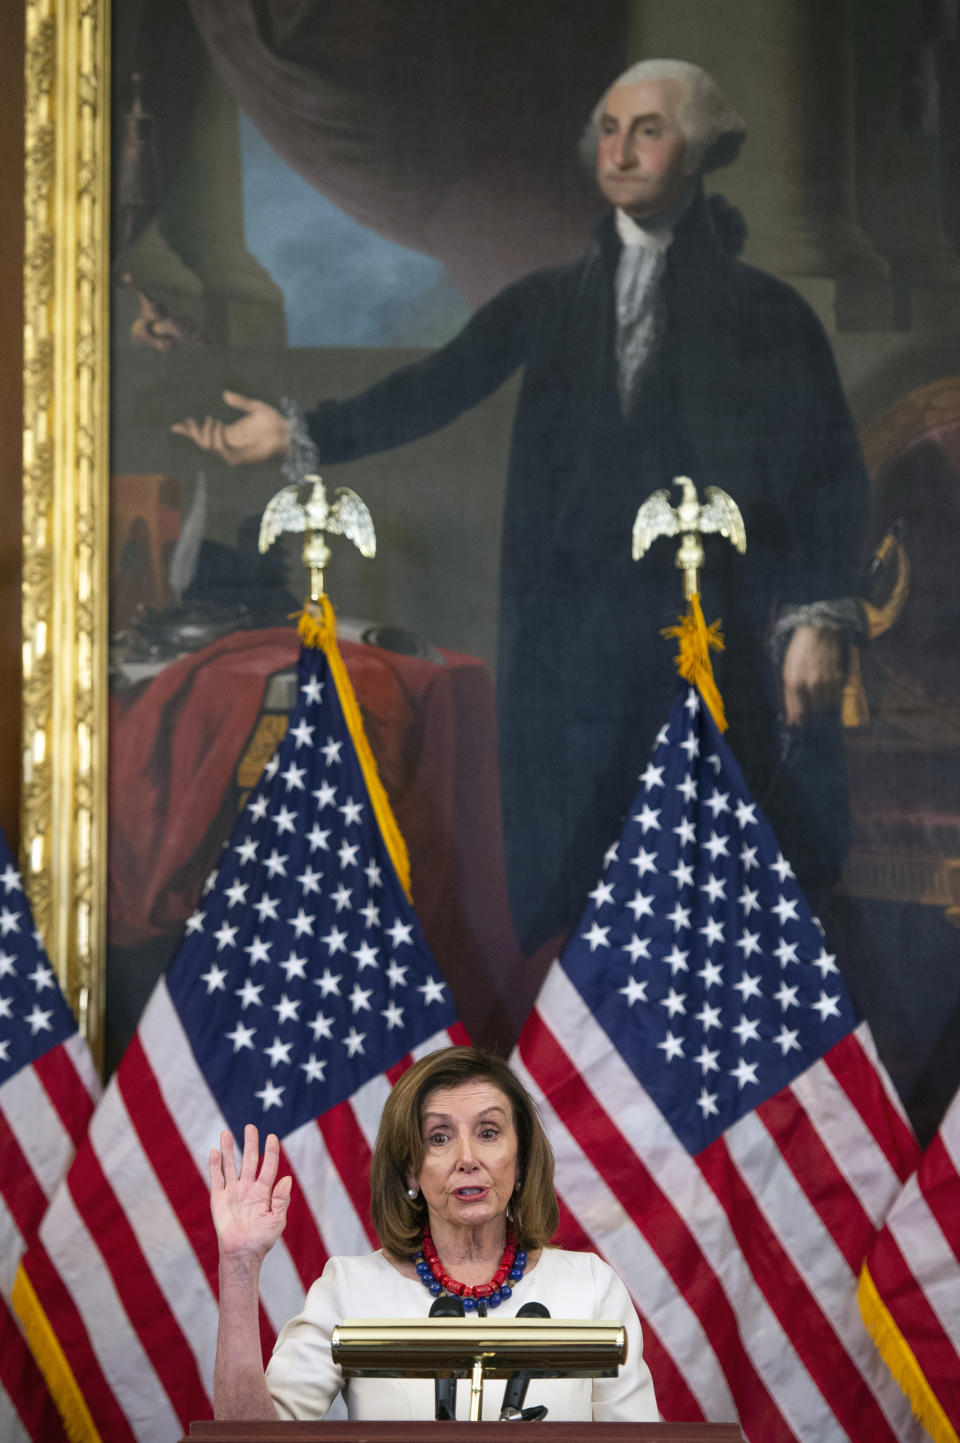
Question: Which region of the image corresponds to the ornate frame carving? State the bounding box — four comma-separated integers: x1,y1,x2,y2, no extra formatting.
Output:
22,0,110,1068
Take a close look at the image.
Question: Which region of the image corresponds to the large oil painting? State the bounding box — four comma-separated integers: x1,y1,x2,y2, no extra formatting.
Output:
25,0,960,1141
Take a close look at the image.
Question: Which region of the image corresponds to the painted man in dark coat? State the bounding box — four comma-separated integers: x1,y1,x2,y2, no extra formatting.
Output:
176,60,867,952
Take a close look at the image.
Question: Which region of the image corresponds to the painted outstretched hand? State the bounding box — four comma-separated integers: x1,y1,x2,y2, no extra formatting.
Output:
172,390,291,466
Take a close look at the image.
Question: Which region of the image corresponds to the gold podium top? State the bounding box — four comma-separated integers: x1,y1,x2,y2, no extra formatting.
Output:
331,1317,626,1378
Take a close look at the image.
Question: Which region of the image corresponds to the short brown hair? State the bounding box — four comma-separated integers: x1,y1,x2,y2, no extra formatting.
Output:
370,1047,559,1259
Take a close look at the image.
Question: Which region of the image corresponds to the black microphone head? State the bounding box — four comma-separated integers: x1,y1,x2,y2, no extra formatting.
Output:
429,1294,466,1318
515,1301,550,1318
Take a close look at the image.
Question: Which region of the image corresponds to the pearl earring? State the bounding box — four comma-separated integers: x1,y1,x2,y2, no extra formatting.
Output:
407,1187,419,1200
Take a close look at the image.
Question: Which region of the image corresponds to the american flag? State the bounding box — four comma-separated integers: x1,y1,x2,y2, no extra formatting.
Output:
513,682,928,1442
0,827,100,1442
859,1084,960,1441
16,613,465,1443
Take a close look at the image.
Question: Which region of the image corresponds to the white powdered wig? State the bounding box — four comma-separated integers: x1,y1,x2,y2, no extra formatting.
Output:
581,59,746,177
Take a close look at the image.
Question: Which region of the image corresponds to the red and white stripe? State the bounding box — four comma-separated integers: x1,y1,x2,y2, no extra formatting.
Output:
0,1313,70,1443
1,1031,100,1441
21,977,467,1442
514,962,925,1443
862,1085,960,1437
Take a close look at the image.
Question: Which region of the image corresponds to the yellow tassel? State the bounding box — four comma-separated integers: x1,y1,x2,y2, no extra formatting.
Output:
857,1263,959,1443
294,597,412,900
661,593,728,733
11,1265,103,1443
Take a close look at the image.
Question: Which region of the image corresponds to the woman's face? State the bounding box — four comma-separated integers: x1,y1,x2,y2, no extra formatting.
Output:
409,1079,520,1238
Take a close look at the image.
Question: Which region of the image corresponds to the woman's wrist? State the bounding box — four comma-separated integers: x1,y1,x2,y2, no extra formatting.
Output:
218,1246,267,1286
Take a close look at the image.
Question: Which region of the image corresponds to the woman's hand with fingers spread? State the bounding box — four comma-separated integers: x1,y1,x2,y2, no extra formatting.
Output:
209,1124,292,1264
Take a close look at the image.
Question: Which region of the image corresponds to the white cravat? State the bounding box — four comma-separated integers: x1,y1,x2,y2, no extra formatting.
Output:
613,183,695,415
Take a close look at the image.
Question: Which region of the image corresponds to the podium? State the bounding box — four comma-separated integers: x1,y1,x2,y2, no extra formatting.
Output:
185,1425,744,1442
184,1320,744,1439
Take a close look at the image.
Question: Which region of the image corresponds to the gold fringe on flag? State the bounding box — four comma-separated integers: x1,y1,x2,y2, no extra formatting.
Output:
296,596,412,900
12,1265,102,1443
660,592,728,733
857,1263,959,1443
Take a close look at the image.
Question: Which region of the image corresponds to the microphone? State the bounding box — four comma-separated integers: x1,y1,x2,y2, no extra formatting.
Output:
429,1294,465,1420
499,1301,550,1421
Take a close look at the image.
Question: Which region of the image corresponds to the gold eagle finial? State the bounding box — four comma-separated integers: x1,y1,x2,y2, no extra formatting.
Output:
258,474,376,601
632,476,746,597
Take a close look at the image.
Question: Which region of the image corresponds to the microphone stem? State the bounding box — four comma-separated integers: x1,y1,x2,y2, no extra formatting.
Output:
469,1356,485,1422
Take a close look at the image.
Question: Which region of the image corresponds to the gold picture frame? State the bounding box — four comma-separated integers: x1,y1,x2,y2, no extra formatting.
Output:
21,0,110,1069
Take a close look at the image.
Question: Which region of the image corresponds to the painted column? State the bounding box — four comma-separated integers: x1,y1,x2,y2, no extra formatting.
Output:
624,0,893,331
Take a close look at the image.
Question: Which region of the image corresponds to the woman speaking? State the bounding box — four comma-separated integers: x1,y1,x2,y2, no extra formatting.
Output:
210,1045,659,1421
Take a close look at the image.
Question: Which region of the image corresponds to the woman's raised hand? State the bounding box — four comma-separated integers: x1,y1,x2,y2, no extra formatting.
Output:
209,1124,292,1263
171,391,291,466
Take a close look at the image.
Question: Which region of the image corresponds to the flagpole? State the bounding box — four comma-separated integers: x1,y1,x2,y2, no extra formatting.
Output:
296,596,412,900
661,592,728,735
632,474,747,734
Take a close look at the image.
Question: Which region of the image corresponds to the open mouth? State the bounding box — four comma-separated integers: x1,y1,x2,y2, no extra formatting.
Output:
454,1186,487,1199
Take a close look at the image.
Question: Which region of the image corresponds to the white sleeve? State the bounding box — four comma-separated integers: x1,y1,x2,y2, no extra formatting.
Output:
588,1255,660,1422
265,1257,347,1421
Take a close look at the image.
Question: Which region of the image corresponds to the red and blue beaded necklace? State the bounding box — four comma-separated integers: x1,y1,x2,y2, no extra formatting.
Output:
413,1230,527,1312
